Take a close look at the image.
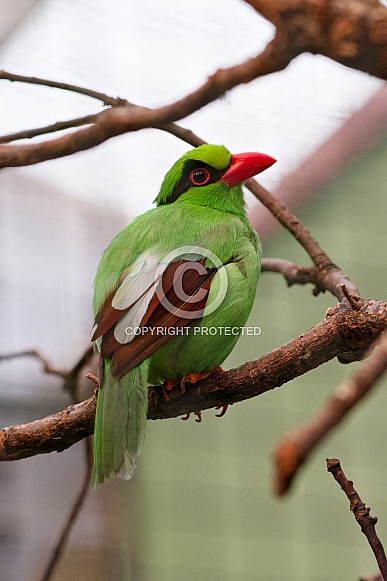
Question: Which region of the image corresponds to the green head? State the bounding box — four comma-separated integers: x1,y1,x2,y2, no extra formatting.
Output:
154,144,276,216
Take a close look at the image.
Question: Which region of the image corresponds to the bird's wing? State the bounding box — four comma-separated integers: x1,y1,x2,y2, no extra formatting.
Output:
91,247,221,379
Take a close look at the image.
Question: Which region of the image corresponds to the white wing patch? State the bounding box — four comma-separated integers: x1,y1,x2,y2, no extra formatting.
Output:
114,282,158,344
112,250,168,345
112,254,154,310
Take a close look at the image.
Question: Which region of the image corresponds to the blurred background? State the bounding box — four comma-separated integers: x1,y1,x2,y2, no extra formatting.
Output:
0,0,386,579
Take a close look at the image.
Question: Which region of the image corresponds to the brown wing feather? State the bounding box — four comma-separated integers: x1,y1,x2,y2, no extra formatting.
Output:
91,280,157,342
110,273,214,379
93,259,218,379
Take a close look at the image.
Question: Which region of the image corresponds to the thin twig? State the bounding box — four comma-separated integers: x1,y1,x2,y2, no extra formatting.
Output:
0,70,127,107
0,346,95,580
0,347,95,397
85,373,99,387
341,283,362,311
0,114,97,144
246,180,359,301
261,258,323,293
39,437,93,581
327,458,387,581
273,333,387,495
62,346,95,402
0,350,67,378
40,346,94,581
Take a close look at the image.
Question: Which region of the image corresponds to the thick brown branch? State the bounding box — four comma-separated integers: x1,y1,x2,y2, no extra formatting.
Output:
0,395,96,460
327,458,387,581
244,0,387,79
0,299,386,461
0,0,385,166
274,333,387,496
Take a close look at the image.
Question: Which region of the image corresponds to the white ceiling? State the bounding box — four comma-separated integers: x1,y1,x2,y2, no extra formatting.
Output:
0,0,39,46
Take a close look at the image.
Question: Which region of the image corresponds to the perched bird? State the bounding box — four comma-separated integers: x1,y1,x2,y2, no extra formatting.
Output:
91,144,276,488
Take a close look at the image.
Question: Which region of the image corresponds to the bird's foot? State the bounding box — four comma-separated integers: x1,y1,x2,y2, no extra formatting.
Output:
163,367,224,401
181,403,229,421
162,377,183,400
181,366,224,392
180,367,224,422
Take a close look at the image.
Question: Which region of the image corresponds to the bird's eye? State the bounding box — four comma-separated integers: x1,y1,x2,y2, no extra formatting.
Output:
189,168,211,186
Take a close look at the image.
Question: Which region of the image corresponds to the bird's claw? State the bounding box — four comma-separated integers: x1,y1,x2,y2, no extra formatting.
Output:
215,404,229,418
162,377,182,400
194,411,202,423
181,410,202,422
165,367,224,401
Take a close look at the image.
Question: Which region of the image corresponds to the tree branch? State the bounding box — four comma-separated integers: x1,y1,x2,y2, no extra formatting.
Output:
0,78,360,307
0,39,287,168
134,120,359,304
0,114,97,144
0,346,95,401
246,180,359,301
40,437,93,581
1,299,386,461
244,0,387,79
0,70,128,107
327,458,387,581
0,349,67,378
261,258,323,292
0,0,384,166
274,333,387,496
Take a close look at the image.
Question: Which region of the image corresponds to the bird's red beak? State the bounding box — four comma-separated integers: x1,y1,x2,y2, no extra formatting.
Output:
220,152,276,187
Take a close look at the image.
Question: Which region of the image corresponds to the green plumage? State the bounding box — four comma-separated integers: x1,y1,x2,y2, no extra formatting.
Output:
91,144,274,488
92,360,148,487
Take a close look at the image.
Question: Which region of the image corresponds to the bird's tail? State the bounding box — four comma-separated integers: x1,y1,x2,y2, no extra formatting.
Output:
92,359,149,489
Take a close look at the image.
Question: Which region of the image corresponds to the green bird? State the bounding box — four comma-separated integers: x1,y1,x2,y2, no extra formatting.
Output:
91,144,276,488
